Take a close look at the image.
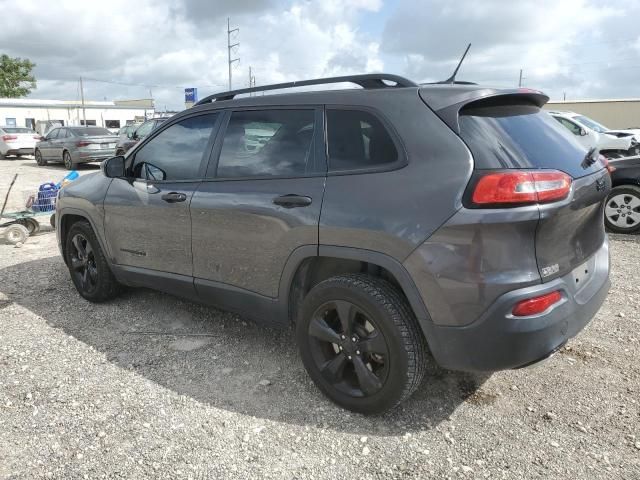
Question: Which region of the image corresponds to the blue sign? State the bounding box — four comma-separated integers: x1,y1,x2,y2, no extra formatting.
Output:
185,88,198,103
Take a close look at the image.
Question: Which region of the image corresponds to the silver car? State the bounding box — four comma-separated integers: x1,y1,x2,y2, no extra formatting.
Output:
35,126,117,169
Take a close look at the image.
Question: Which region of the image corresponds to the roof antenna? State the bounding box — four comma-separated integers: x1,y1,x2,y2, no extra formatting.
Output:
443,43,471,84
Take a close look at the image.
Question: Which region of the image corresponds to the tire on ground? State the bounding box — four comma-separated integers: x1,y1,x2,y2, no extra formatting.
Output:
296,273,428,414
65,220,122,302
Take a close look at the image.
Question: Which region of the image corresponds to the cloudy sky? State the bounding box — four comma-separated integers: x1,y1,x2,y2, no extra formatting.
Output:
1,0,640,111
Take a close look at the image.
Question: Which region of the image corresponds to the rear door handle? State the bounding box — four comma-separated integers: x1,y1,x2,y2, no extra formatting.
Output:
161,192,187,203
273,194,312,208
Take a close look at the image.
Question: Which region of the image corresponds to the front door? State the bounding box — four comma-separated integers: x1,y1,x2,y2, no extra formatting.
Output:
40,128,59,159
191,108,326,307
103,113,221,291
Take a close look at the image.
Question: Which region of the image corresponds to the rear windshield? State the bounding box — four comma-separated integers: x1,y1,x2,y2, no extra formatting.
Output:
459,103,603,178
69,127,113,136
3,127,34,134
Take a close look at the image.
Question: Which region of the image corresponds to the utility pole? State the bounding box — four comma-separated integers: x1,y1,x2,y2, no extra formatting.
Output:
79,77,86,126
518,69,523,88
248,66,256,94
227,17,239,90
563,91,567,101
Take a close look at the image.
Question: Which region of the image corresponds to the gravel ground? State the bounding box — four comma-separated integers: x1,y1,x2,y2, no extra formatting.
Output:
0,158,639,479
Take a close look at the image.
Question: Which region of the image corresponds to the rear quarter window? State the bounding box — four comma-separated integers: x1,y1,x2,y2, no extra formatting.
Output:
459,102,602,178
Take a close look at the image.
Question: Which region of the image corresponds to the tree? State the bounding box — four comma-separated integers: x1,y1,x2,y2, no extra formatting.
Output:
0,54,37,98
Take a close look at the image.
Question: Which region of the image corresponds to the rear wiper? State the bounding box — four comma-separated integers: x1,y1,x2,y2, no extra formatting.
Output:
581,146,598,169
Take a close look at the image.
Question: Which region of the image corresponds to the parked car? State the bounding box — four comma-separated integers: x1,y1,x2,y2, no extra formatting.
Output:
605,155,640,233
115,118,167,156
56,74,611,414
550,111,639,159
116,124,140,139
35,126,117,169
0,126,41,158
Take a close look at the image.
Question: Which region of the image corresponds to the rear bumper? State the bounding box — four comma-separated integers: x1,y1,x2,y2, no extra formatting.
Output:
73,150,116,163
426,237,610,372
3,147,34,156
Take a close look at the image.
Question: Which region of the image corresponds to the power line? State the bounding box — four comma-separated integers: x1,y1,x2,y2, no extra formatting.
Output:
227,17,240,90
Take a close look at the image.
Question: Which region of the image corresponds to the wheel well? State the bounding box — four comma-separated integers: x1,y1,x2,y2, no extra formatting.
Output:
59,214,88,263
287,256,409,324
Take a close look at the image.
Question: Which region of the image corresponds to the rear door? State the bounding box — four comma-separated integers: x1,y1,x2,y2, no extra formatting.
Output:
458,100,610,280
191,107,325,304
103,113,221,293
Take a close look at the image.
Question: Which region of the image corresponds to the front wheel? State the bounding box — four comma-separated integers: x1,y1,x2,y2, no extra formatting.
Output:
605,185,640,233
65,221,121,302
296,274,428,414
63,151,75,170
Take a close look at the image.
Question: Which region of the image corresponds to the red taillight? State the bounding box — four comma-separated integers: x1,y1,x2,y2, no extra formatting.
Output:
76,141,91,147
512,291,562,316
2,135,17,142
471,170,572,206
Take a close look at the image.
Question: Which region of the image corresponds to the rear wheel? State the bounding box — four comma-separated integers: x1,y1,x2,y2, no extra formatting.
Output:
4,224,29,245
296,274,428,414
65,221,121,302
63,150,75,170
605,185,640,233
35,149,47,166
17,218,40,235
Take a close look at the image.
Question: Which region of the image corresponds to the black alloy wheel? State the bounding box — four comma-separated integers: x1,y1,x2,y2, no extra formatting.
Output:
308,299,390,398
69,233,99,295
297,274,427,414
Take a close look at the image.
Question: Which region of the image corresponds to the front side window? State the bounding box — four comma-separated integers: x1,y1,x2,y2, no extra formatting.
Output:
215,109,317,178
326,109,399,171
132,114,218,181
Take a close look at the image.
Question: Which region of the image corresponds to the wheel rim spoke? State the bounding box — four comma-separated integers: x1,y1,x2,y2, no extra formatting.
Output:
352,356,382,395
72,235,86,258
70,258,84,271
333,300,355,336
309,316,341,344
358,333,388,355
81,268,89,288
320,354,347,383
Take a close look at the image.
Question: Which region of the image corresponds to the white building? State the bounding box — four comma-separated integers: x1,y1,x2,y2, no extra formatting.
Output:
0,98,155,133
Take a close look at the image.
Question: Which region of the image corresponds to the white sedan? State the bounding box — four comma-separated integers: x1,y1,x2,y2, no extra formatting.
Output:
0,126,41,158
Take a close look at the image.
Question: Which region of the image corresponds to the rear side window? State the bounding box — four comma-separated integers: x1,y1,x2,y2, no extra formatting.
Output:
215,109,317,178
459,103,601,178
132,114,218,181
326,109,398,172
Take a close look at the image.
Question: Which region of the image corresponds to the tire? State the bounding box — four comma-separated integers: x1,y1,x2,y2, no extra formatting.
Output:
50,214,56,230
4,224,29,245
17,218,40,235
296,274,428,414
65,220,121,302
35,149,47,166
604,185,640,234
63,150,75,170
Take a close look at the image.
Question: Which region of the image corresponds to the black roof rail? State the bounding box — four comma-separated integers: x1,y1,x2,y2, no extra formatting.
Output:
194,73,418,105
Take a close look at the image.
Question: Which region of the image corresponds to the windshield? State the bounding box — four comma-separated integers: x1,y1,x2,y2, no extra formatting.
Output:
574,115,609,133
3,127,34,134
69,127,113,136
459,103,604,178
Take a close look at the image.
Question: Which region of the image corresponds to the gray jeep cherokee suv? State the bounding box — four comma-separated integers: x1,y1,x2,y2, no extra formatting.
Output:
56,74,611,414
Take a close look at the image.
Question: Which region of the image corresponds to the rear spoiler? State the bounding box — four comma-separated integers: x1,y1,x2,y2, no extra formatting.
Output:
419,86,549,134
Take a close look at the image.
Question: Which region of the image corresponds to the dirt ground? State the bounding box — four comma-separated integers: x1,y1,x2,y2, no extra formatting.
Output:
0,157,639,479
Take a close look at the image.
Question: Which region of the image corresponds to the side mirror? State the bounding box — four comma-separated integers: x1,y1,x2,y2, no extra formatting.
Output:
579,128,587,136
102,155,126,178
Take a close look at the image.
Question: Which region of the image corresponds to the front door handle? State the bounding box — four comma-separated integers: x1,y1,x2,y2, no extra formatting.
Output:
161,192,187,203
273,194,312,208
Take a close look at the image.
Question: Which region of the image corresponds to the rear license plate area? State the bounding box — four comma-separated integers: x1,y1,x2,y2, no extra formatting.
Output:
571,255,596,292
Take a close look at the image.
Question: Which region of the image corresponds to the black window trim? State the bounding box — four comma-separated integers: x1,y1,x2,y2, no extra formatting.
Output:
324,104,408,177
125,111,223,184
202,105,327,182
